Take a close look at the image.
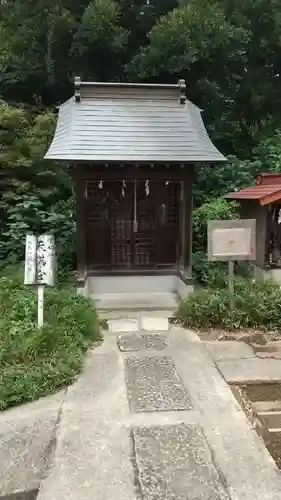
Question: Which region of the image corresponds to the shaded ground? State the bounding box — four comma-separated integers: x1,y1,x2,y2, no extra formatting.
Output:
233,384,281,469
203,336,281,471
197,328,275,343
244,384,281,402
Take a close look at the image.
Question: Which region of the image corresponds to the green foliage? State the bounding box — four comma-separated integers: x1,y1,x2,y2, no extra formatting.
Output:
1,0,281,277
192,252,253,287
129,0,248,79
193,197,238,252
71,0,129,80
192,130,281,285
0,102,75,270
192,252,228,288
1,195,76,268
128,0,281,156
128,0,249,154
0,0,280,154
178,279,281,331
194,157,256,206
0,105,69,208
192,198,253,286
0,271,101,411
195,130,281,205
3,0,281,409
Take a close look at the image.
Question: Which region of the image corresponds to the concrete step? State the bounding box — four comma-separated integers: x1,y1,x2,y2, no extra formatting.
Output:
91,292,179,320
87,274,179,294
107,316,170,334
98,309,176,320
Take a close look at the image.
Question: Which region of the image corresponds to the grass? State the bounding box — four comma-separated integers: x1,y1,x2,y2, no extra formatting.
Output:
0,268,101,411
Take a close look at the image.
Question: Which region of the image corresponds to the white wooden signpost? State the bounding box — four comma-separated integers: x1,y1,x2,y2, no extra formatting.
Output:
24,234,55,327
207,219,256,309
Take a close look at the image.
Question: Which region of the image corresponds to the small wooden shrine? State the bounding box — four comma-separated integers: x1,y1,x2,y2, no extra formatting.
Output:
45,77,225,285
227,173,281,269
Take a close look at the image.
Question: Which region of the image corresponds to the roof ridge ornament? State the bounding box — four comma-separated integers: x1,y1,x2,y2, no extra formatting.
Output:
75,76,81,102
178,79,186,105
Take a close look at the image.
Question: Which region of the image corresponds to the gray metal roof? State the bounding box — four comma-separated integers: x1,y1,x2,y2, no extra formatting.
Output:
44,79,225,163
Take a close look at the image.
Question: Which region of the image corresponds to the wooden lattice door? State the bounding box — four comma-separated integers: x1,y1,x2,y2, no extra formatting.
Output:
85,180,111,269
110,181,134,268
85,178,180,269
134,180,181,267
85,180,134,269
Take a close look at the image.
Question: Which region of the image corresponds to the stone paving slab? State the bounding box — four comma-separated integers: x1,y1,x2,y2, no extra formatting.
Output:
107,318,139,334
139,316,169,332
0,391,64,498
125,356,192,412
217,357,281,383
133,424,229,500
204,340,255,361
117,333,167,352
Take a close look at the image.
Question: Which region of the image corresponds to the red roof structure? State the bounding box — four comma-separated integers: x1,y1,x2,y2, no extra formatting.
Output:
226,173,281,206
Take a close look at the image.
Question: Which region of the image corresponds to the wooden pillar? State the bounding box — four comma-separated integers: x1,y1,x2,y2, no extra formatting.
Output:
74,165,87,282
179,181,186,271
179,166,193,276
240,200,267,268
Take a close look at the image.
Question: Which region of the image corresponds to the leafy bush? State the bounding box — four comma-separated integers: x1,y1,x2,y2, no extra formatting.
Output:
0,195,76,280
177,279,281,331
192,251,228,288
193,197,238,253
192,252,254,288
0,103,75,276
192,197,239,285
0,272,100,410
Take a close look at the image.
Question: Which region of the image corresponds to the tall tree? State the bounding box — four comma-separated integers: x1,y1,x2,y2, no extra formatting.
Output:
128,0,281,156
0,0,75,104
70,0,129,81
120,0,179,56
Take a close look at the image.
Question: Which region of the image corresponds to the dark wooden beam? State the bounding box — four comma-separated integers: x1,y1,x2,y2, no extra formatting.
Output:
179,181,185,271
182,167,194,276
73,164,87,282
80,163,186,180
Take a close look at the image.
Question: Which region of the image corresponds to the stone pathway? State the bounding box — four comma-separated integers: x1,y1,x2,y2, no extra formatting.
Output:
35,322,281,500
2,323,281,500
